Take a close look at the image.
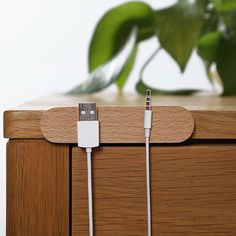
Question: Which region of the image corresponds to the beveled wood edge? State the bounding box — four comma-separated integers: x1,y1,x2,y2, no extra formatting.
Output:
4,108,236,142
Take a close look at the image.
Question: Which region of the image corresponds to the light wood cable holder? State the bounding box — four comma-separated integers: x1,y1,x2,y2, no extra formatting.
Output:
40,106,194,144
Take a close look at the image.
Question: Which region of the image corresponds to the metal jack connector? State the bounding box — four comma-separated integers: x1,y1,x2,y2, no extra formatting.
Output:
146,89,152,111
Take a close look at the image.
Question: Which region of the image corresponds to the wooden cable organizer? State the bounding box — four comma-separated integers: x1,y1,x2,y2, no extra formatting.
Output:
40,106,194,144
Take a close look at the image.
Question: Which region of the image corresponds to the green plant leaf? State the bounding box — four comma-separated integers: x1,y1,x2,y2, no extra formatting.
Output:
197,31,222,63
221,11,236,31
155,0,205,72
136,80,199,95
212,0,236,12
67,28,137,95
200,8,219,36
217,34,236,95
89,1,155,90
197,9,220,83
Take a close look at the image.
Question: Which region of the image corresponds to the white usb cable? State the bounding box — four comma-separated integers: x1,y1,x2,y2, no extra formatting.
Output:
77,103,99,236
144,90,152,236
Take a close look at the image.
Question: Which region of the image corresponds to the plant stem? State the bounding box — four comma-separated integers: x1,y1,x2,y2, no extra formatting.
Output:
139,47,161,81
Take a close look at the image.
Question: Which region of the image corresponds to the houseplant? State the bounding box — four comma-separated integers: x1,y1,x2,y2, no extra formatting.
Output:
69,0,236,96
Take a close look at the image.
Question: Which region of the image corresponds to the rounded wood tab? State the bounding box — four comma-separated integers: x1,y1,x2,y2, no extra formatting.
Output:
40,106,194,144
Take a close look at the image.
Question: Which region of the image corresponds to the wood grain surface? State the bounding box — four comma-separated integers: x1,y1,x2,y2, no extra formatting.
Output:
72,145,236,236
4,94,236,141
193,111,236,139
7,139,69,236
40,106,194,144
4,110,43,139
4,109,236,142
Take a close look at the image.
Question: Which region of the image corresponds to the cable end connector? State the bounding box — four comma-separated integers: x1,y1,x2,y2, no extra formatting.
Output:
78,103,99,148
146,89,152,111
79,103,97,121
144,90,152,137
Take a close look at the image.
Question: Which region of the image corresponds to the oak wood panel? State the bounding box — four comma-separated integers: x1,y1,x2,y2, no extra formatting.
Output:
193,111,236,139
4,110,43,139
40,106,194,144
72,145,236,236
7,139,69,236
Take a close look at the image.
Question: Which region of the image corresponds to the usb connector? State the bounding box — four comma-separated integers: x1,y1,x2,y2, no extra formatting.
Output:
78,103,99,148
79,103,97,121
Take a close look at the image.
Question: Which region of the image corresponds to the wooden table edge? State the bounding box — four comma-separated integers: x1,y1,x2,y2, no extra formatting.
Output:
4,108,236,141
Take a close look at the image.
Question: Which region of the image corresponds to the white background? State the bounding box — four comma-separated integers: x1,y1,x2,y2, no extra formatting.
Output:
0,0,212,234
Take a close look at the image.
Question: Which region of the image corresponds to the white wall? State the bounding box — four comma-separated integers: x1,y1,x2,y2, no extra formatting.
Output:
0,0,212,235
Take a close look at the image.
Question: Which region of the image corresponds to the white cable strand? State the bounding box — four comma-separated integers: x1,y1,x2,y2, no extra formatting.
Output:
146,136,152,236
86,148,93,236
144,89,152,236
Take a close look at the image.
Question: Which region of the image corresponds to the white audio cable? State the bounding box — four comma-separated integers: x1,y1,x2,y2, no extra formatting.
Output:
77,103,99,236
144,89,153,236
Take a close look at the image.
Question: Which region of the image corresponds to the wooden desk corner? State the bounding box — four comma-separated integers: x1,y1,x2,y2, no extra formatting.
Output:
4,93,236,236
